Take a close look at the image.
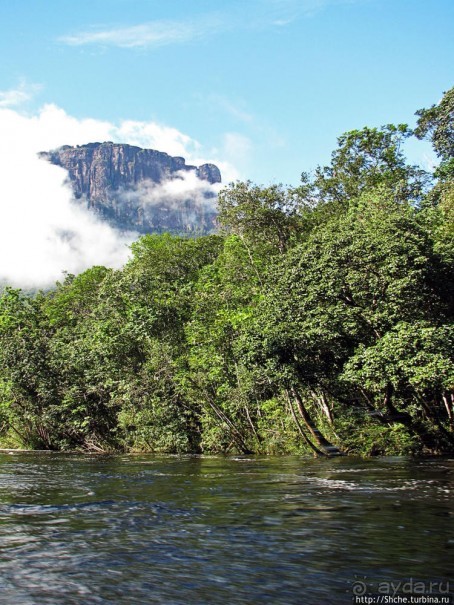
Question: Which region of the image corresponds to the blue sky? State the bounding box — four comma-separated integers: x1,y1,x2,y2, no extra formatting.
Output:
0,0,453,185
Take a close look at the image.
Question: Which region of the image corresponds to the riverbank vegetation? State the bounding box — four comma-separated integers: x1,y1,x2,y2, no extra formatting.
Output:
0,88,453,456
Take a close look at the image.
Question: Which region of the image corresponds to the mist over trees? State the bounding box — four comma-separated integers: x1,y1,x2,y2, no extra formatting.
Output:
0,87,453,455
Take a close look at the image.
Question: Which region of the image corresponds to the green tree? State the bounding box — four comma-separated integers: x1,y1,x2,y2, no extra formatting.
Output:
0,289,62,448
113,233,223,452
299,124,429,207
244,189,452,453
342,322,454,440
415,86,454,179
183,236,262,454
217,181,303,256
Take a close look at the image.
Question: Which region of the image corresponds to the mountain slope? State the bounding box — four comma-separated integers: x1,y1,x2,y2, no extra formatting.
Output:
40,142,221,234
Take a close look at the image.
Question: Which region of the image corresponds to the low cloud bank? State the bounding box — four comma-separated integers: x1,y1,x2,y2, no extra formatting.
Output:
119,169,221,210
0,102,229,288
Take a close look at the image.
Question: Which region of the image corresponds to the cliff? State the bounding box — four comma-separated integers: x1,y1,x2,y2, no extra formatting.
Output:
40,142,221,234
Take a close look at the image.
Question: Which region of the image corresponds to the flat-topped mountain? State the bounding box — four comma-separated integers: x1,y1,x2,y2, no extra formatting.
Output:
40,142,221,234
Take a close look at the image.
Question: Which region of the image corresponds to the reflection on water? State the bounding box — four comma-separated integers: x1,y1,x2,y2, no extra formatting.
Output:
0,454,452,604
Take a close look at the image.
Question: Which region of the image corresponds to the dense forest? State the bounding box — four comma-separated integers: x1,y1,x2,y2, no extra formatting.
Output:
0,88,452,456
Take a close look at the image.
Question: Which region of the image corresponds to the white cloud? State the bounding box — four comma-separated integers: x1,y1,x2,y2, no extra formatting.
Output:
58,0,364,50
222,133,254,166
0,100,231,288
205,94,254,124
120,170,221,217
0,106,133,288
0,88,30,108
114,120,200,158
60,16,222,49
0,81,42,108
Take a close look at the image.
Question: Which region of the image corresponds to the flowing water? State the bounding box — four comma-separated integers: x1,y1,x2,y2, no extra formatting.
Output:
0,453,452,604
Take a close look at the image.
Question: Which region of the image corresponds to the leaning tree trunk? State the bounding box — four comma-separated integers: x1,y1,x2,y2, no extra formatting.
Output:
285,390,328,456
291,388,342,455
442,392,454,431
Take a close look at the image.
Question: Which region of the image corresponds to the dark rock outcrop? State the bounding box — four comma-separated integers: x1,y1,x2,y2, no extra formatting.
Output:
40,142,221,234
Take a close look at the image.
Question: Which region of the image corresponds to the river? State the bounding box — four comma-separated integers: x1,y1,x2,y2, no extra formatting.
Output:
0,453,452,604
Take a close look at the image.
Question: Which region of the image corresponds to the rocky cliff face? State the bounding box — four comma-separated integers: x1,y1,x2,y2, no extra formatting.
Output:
40,142,221,234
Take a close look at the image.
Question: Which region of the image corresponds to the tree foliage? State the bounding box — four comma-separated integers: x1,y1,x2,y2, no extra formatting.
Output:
415,86,454,174
298,124,430,207
0,89,453,455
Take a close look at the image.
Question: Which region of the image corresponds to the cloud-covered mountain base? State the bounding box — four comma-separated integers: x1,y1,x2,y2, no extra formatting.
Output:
0,104,226,288
41,142,222,236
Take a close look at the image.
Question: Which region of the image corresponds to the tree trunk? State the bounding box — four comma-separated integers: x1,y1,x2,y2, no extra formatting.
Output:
442,393,454,431
186,377,253,454
205,393,253,455
383,383,454,453
310,388,334,424
291,388,342,455
285,390,327,456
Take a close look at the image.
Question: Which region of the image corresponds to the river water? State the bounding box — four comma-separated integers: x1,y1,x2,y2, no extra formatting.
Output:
0,454,452,604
